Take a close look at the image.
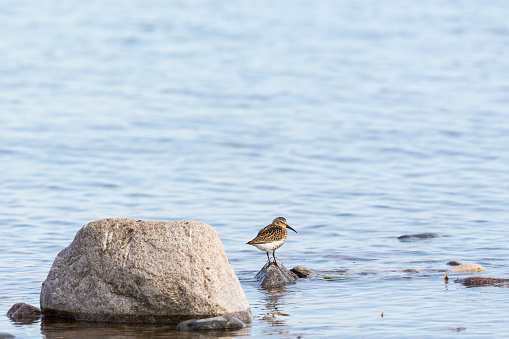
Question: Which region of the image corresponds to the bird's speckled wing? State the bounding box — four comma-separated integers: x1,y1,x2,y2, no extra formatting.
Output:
247,224,287,244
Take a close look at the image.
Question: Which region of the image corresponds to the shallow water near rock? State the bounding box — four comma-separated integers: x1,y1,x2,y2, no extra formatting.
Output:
2,1,509,338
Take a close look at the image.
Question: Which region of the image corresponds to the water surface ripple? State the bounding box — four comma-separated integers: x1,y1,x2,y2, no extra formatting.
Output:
1,1,509,338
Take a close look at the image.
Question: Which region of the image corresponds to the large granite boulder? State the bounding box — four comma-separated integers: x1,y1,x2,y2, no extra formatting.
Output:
40,218,251,324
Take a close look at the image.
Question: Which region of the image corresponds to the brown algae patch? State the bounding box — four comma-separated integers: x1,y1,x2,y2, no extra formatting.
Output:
455,277,509,287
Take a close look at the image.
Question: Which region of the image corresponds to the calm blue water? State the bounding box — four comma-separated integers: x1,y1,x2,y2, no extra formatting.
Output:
2,1,509,337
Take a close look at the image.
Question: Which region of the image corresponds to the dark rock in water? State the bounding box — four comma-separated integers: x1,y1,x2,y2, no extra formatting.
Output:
402,269,420,273
291,266,314,278
40,218,251,324
397,233,438,241
455,277,509,287
7,303,41,323
177,316,245,331
447,261,461,266
0,333,15,339
255,260,298,288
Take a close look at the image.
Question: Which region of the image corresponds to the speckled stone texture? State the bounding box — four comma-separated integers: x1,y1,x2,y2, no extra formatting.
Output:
7,303,41,323
255,260,298,288
40,218,251,324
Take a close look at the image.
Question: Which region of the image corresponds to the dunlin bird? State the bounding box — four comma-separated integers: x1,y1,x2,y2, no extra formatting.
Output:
247,217,297,265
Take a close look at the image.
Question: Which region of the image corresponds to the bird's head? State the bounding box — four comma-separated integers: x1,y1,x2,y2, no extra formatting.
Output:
272,217,297,233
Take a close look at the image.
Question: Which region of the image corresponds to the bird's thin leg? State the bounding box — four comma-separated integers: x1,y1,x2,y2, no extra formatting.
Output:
273,250,278,267
266,252,271,265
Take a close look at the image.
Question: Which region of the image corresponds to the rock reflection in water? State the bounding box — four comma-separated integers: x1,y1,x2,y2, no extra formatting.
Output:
41,317,251,339
259,287,292,331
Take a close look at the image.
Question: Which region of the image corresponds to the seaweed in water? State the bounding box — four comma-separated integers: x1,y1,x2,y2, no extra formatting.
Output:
455,277,509,287
397,233,438,242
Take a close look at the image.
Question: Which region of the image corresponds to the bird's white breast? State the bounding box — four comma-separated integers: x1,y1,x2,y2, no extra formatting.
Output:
250,238,286,252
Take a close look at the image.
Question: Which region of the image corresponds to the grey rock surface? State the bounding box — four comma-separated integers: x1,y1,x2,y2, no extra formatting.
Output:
255,260,298,288
40,218,251,324
7,303,41,324
177,316,245,331
291,266,314,278
0,333,15,339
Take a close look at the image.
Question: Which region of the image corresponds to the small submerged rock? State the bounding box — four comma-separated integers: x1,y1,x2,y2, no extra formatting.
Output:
451,263,485,273
397,233,438,241
177,316,245,331
255,260,298,288
7,303,41,323
447,261,461,266
455,277,509,287
291,266,314,278
402,269,420,273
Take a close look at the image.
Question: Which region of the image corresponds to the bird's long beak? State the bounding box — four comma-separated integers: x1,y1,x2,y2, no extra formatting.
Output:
287,225,297,233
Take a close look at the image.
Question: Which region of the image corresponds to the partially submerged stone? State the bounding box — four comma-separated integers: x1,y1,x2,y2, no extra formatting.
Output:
447,261,461,266
397,233,438,241
291,266,314,278
255,260,298,288
0,333,15,339
455,277,509,287
40,218,251,324
7,303,41,324
177,316,245,331
451,263,485,273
